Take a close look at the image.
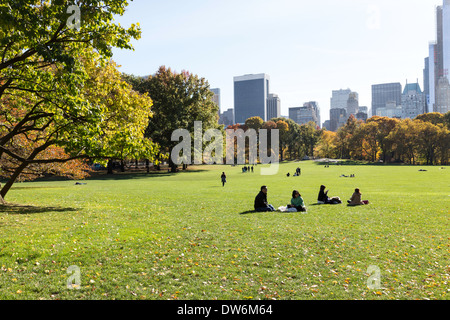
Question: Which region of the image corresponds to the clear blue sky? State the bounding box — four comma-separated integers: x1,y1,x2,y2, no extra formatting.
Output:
111,0,443,123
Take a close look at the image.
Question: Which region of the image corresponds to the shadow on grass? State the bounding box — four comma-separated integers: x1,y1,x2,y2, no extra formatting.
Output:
82,169,210,182
11,186,68,191
239,210,257,215
1,168,211,186
0,203,80,215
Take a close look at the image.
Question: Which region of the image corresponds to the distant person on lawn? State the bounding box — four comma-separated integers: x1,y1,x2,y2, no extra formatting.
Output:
347,188,369,206
221,172,227,187
254,186,275,212
288,190,307,212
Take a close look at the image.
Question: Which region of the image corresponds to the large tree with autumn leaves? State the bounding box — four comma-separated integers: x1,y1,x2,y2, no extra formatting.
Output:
0,0,158,201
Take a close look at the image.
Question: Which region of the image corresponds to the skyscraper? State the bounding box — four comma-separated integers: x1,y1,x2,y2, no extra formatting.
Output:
329,108,347,132
289,102,320,127
211,88,221,108
346,92,359,117
376,101,402,118
219,108,235,127
427,0,450,114
444,0,450,77
267,94,281,120
402,82,426,119
436,77,450,114
371,83,402,116
424,57,430,111
211,88,221,118
234,74,270,124
330,89,352,110
428,44,436,113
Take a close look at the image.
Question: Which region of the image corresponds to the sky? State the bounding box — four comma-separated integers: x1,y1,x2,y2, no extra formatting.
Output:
111,0,444,123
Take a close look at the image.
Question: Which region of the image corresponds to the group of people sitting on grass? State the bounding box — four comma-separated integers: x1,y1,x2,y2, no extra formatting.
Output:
254,185,369,213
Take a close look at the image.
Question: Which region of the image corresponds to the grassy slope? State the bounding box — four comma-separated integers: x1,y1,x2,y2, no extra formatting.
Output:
0,161,448,300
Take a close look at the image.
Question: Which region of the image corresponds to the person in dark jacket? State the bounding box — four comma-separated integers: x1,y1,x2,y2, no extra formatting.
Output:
221,172,227,187
318,185,342,204
254,186,275,212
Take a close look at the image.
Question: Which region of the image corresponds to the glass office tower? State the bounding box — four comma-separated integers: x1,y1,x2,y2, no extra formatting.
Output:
234,74,270,124
371,83,402,117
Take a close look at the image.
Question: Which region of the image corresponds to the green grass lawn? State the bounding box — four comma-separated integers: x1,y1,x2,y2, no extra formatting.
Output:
0,161,448,300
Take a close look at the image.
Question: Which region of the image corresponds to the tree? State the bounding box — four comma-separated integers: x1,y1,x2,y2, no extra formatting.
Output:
0,134,92,183
334,115,363,160
354,122,380,162
225,123,249,164
415,112,445,126
444,111,450,129
125,66,220,172
366,116,400,163
436,124,450,165
386,119,420,164
298,122,321,158
261,121,278,159
0,1,156,200
245,117,264,131
1,54,158,199
314,130,338,159
275,120,289,161
415,121,447,165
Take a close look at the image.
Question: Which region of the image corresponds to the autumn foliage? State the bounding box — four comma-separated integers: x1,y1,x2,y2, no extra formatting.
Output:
314,113,450,165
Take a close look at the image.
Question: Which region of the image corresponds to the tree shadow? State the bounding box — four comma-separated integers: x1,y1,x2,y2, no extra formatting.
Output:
0,203,80,215
86,169,209,181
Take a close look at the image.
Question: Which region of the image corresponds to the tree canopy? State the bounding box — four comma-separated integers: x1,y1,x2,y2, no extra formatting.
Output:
0,0,158,199
124,66,220,171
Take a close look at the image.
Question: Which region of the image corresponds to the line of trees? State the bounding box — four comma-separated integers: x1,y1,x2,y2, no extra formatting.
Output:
233,112,449,166
231,116,322,162
315,113,450,165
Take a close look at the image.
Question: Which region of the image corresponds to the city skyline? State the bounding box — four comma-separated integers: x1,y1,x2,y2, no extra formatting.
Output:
111,0,445,123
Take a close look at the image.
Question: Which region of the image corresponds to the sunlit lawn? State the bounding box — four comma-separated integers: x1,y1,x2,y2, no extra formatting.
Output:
0,161,448,300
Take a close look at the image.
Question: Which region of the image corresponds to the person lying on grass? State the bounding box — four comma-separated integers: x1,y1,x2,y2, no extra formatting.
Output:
287,190,307,212
254,186,275,212
347,188,369,206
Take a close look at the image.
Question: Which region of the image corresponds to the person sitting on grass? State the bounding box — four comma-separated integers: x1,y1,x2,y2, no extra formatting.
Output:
288,190,307,212
317,185,342,204
254,186,275,212
347,188,369,206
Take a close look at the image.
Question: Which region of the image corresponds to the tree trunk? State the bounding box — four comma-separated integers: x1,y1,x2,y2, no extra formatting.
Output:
146,159,150,173
107,160,114,174
0,183,5,204
168,157,178,173
0,141,52,199
0,161,28,199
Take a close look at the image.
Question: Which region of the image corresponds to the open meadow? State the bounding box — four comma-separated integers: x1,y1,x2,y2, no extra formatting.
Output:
0,161,448,300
